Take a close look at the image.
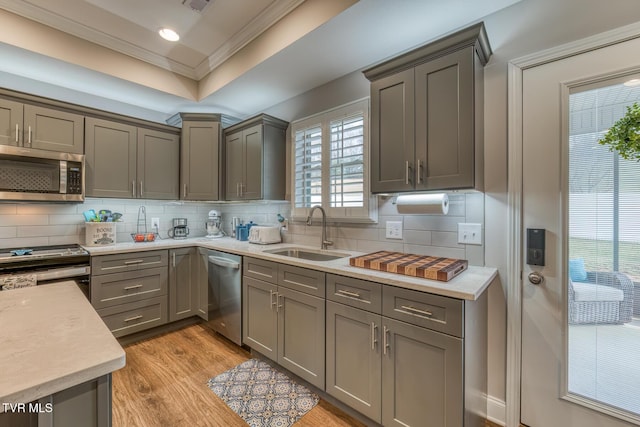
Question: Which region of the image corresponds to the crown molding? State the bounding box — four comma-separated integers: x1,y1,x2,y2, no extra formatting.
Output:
0,0,305,81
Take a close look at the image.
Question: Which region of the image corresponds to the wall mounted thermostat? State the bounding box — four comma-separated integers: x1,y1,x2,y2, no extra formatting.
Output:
526,228,545,266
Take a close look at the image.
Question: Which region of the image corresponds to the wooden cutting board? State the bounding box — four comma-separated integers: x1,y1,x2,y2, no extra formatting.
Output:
349,251,468,282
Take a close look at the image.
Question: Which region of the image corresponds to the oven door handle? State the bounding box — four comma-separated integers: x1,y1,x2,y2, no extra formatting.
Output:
35,266,91,282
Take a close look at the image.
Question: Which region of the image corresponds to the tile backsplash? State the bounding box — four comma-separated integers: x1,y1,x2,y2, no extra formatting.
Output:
0,193,484,265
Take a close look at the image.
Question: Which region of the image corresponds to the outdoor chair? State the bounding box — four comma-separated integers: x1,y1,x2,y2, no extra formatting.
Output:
568,269,634,324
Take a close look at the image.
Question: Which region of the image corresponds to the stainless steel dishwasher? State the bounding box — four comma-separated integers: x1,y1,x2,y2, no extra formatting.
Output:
206,250,242,345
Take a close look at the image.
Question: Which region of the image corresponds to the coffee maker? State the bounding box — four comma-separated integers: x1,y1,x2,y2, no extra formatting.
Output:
205,210,224,238
168,218,189,239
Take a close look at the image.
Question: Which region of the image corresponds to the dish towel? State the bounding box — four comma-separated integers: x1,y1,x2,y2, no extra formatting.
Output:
0,273,38,290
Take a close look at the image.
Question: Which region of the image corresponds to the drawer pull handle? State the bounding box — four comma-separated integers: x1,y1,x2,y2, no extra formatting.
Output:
371,322,378,351
277,293,283,312
400,305,433,317
124,284,143,290
124,259,145,265
337,289,362,299
383,326,390,355
270,290,277,310
124,315,143,322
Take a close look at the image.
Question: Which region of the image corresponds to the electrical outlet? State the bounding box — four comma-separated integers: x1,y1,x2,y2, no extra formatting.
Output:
458,223,482,245
151,217,160,230
385,221,403,239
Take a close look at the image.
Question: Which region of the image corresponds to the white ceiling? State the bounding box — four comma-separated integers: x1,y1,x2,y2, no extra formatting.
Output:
0,0,521,122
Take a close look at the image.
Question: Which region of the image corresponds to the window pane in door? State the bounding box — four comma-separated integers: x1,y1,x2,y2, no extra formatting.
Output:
567,80,640,417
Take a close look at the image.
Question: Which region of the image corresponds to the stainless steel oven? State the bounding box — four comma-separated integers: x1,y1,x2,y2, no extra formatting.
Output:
0,244,91,298
0,145,84,202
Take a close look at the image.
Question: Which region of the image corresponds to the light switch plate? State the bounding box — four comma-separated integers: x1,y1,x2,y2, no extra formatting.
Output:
458,223,482,245
386,221,403,239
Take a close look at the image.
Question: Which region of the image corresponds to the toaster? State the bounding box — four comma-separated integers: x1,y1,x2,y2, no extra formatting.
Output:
248,225,282,244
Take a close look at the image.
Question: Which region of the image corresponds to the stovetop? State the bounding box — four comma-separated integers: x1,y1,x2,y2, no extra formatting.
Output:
0,244,89,272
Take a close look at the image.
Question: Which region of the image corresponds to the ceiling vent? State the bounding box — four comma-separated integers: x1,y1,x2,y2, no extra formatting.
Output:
182,0,211,13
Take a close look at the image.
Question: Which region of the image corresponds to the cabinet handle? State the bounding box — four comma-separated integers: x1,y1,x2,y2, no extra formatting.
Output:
132,181,136,198
383,326,390,355
236,182,240,198
15,124,19,144
140,181,143,198
240,183,244,198
124,315,143,322
270,290,277,310
183,184,187,198
123,284,143,290
337,289,361,299
405,161,411,185
277,293,283,312
124,259,145,265
172,252,176,268
371,322,378,351
27,126,32,146
400,305,433,317
416,159,422,185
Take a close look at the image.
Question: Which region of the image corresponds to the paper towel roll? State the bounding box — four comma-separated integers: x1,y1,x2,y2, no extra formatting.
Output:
395,193,449,215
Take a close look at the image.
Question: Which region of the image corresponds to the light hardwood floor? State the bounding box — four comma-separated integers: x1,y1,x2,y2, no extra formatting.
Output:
112,324,365,427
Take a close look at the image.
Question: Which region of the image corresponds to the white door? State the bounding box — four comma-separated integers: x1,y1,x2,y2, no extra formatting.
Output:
521,36,640,426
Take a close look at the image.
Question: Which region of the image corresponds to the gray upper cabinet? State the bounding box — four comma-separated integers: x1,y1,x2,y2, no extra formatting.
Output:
0,99,83,153
137,128,179,199
169,247,199,322
85,117,179,199
224,114,288,201
85,118,136,198
180,114,222,201
365,23,491,193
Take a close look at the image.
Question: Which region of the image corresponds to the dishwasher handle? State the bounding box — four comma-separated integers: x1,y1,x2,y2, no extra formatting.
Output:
208,256,240,269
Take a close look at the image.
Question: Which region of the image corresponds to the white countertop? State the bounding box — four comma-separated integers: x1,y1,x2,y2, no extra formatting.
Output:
0,282,125,408
85,237,498,301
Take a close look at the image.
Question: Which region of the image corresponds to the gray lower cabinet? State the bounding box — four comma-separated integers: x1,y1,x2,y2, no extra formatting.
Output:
196,247,210,320
0,374,112,427
169,247,199,321
242,257,325,389
224,114,288,201
180,114,221,201
85,117,179,199
365,23,490,193
0,99,83,153
91,250,169,337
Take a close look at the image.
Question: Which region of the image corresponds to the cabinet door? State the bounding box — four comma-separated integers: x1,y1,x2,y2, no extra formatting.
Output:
326,301,382,422
370,68,415,193
225,130,243,201
181,121,220,200
242,276,277,361
137,128,179,199
415,48,474,190
169,248,199,322
85,117,137,198
382,317,463,427
24,105,84,153
0,99,23,146
242,124,263,200
277,286,325,390
196,248,209,320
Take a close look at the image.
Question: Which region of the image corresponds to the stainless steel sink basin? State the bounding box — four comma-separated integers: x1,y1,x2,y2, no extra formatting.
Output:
264,247,349,261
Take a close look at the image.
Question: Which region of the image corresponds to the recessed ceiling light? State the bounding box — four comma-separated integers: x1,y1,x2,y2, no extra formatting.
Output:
158,28,180,42
623,78,640,87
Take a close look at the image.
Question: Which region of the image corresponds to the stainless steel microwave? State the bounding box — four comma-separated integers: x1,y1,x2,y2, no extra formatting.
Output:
0,145,84,202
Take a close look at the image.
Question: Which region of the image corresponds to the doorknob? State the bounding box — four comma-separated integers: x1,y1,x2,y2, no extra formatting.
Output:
528,271,544,285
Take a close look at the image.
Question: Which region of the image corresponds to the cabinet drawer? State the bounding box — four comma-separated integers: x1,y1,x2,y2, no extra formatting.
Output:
91,267,168,309
244,257,278,284
326,274,382,313
382,286,463,338
92,250,168,275
278,264,325,297
97,296,167,338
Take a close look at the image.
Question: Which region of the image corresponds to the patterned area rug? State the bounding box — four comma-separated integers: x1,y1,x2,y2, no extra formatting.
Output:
207,359,319,427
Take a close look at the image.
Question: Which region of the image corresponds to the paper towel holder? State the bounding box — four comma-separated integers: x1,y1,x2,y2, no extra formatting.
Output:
393,192,449,215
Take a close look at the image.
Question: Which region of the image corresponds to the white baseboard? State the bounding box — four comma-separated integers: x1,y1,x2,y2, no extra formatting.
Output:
487,395,506,426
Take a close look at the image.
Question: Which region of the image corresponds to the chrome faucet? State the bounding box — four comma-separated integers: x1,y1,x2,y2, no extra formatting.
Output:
306,205,333,250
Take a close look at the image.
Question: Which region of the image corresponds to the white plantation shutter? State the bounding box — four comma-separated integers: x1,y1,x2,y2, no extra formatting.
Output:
294,126,322,208
291,99,375,222
330,115,364,207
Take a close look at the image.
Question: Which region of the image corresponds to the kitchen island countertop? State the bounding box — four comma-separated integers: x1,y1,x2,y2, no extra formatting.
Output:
0,282,125,409
84,237,498,301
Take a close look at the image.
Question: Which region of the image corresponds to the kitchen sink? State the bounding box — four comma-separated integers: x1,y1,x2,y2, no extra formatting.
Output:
264,247,350,261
